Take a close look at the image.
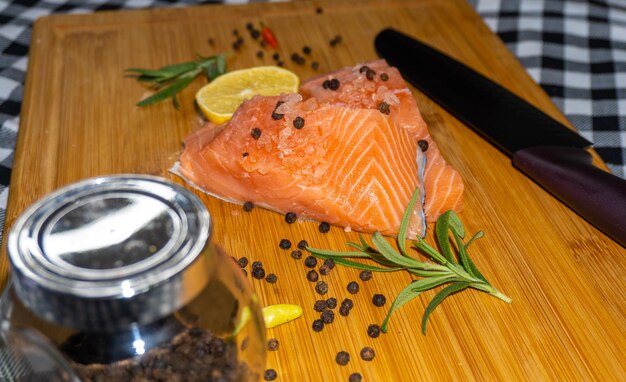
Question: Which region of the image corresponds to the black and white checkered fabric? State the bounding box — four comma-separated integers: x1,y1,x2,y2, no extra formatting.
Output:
1,0,626,247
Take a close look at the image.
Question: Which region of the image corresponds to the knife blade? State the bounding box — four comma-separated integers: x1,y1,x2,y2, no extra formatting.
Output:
375,28,626,247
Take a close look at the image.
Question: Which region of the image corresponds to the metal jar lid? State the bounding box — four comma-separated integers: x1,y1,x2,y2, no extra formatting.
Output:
7,175,212,331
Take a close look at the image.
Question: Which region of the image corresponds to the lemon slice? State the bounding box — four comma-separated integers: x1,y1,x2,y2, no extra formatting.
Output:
196,66,300,124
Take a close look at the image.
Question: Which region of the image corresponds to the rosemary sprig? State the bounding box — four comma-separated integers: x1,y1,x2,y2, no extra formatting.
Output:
306,187,511,334
126,53,228,108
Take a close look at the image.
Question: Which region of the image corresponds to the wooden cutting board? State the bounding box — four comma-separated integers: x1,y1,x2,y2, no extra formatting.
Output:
2,0,625,380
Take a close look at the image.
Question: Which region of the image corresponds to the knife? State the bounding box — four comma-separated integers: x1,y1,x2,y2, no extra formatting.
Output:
375,28,626,247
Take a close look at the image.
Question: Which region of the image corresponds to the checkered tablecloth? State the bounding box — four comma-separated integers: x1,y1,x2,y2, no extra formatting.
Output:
1,0,625,247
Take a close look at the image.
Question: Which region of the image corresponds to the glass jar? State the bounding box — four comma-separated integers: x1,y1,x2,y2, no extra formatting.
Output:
1,175,266,381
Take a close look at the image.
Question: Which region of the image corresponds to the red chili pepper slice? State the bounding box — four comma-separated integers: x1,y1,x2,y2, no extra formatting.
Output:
260,22,278,49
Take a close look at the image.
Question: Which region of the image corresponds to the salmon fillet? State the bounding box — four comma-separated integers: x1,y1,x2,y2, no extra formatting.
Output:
179,93,426,237
300,60,463,222
177,60,462,236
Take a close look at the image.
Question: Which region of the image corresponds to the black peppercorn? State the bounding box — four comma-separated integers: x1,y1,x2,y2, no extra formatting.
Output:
316,7,323,14
252,261,263,270
323,258,335,269
251,29,260,39
297,240,309,249
341,298,354,310
347,281,359,294
359,270,373,281
372,294,386,307
293,116,305,129
349,373,363,382
285,212,297,223
251,127,262,139
315,281,328,295
322,79,331,89
290,249,303,259
319,264,330,275
265,273,278,283
335,351,350,366
272,53,280,61
237,257,248,268
267,338,279,351
365,68,376,80
380,72,389,81
279,239,292,250
326,297,338,309
272,101,284,120
321,309,335,324
360,347,375,361
418,139,429,152
328,78,340,90
304,256,318,268
339,305,350,316
256,50,264,59
307,270,319,282
303,46,312,55
252,267,266,279
367,324,381,338
377,101,391,115
243,201,254,212
242,152,249,158
319,221,330,233
313,300,328,312
311,61,320,70
264,369,278,381
312,319,324,332
359,65,370,74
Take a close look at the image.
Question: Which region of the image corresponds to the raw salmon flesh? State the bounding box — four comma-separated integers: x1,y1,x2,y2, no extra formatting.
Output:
177,60,463,237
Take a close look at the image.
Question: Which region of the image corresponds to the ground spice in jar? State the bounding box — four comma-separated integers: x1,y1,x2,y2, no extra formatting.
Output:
315,281,328,295
367,324,381,338
359,270,373,281
360,347,375,361
372,294,386,307
307,270,319,282
69,327,249,382
335,351,350,366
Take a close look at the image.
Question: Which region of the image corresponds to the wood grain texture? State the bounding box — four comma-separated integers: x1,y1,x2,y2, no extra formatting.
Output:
2,0,625,380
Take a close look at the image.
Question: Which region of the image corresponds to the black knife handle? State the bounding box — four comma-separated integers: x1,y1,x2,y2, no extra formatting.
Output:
513,147,626,247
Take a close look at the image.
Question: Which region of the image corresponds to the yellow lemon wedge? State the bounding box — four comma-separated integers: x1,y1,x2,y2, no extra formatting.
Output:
196,66,300,124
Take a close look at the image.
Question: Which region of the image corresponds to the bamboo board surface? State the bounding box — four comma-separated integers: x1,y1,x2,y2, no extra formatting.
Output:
2,0,625,380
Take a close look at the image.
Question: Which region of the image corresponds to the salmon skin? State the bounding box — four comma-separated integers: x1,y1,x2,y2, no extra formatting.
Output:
176,60,462,237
